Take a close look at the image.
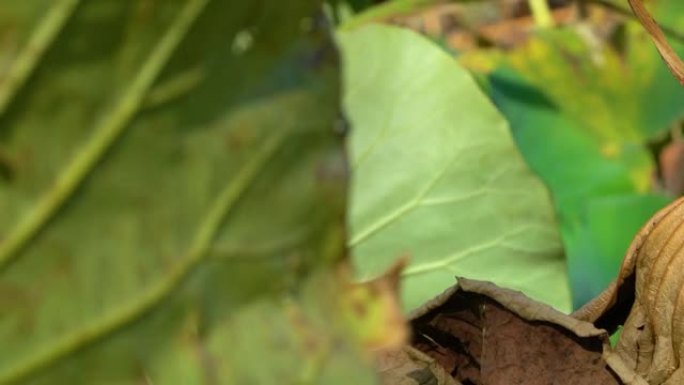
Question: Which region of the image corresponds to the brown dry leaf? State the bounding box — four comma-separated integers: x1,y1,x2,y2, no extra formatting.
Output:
628,0,684,85
571,197,684,384
403,278,620,385
377,346,462,385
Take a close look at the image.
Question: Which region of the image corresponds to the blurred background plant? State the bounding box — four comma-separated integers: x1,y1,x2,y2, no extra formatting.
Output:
333,0,684,309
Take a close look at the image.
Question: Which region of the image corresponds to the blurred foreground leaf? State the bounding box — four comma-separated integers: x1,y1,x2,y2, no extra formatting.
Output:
340,25,571,312
0,1,379,384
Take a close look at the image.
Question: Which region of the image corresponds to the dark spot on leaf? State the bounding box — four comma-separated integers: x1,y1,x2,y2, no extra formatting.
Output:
410,280,619,384
333,114,349,137
351,297,367,318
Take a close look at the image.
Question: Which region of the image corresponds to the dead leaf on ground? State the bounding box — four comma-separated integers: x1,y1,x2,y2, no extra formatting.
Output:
571,197,684,384
379,278,621,385
377,346,462,385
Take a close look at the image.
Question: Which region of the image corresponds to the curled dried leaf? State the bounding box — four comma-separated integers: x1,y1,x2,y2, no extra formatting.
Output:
408,279,618,385
573,197,684,384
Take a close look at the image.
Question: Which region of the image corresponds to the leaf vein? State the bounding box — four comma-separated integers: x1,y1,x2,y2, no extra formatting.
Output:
350,145,464,246
0,0,204,272
0,0,81,116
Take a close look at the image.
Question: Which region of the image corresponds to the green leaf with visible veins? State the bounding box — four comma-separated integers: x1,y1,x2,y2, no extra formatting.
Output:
0,1,377,384
339,25,571,313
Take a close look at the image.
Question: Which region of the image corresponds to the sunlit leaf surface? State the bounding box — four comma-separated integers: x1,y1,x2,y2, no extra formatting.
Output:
341,25,571,312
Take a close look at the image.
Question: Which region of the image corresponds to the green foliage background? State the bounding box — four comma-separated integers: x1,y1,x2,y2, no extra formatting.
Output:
1,0,684,383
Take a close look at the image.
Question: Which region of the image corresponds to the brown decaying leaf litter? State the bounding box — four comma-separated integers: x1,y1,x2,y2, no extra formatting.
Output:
379,278,620,385
375,3,684,383
408,279,619,385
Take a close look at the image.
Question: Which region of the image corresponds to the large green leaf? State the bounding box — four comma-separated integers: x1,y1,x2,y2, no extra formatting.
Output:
489,69,672,308
211,270,379,385
489,70,641,211
479,5,684,307
340,24,571,312
0,1,377,384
